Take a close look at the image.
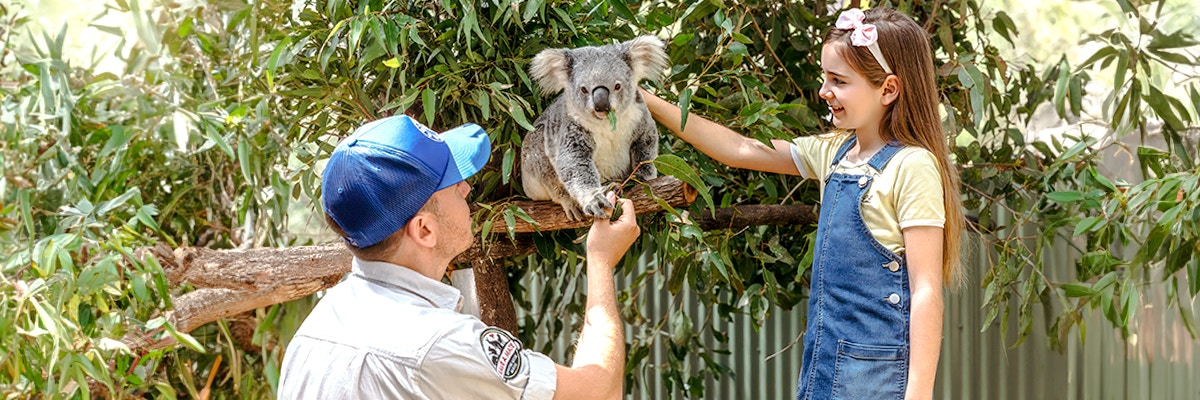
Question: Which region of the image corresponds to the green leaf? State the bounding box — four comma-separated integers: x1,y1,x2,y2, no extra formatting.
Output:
1189,258,1200,296
1073,216,1101,237
502,208,516,239
383,57,400,68
990,11,1017,45
1145,85,1186,131
348,17,365,52
654,154,713,213
475,90,491,119
1046,191,1085,204
501,148,514,185
31,300,65,343
204,126,235,158
508,105,534,131
609,0,636,22
670,310,693,346
97,188,140,216
1079,46,1117,69
1148,30,1200,50
137,205,161,231
131,273,148,302
1120,278,1138,327
422,88,436,126
237,136,253,182
166,323,206,353
1053,59,1070,117
1069,75,1083,116
1115,0,1137,15
266,37,293,91
99,126,132,157
677,88,692,131
1090,168,1117,193
1061,283,1095,297
522,0,545,22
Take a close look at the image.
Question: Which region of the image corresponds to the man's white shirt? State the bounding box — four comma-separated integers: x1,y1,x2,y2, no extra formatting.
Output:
278,258,557,399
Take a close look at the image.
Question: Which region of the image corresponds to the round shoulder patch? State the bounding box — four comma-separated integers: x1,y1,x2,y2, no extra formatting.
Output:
479,327,523,381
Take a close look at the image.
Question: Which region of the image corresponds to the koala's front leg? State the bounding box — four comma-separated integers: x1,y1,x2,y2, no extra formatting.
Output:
630,121,659,181
550,138,613,220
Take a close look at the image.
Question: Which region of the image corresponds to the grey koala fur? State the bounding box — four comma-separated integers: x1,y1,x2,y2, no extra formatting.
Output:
521,35,669,220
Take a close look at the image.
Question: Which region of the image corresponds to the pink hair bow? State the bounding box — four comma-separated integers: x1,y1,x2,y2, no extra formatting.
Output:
835,9,893,74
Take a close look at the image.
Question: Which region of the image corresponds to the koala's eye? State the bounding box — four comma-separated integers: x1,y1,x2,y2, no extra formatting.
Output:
580,86,589,95
614,82,622,91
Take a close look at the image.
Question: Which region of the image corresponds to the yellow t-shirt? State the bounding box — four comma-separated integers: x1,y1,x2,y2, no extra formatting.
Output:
790,132,945,257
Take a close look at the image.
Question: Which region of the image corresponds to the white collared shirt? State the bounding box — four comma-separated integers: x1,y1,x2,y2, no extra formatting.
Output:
278,258,557,399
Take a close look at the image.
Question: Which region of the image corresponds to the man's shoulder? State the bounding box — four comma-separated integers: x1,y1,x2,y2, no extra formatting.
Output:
293,281,479,361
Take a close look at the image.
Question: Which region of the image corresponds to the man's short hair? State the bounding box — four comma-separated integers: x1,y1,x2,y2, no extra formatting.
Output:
325,195,441,261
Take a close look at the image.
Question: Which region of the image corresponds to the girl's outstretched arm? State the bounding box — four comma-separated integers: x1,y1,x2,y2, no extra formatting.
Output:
903,226,945,400
642,89,800,175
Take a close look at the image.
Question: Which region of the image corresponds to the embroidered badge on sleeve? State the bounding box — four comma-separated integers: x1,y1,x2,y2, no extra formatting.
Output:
479,327,523,380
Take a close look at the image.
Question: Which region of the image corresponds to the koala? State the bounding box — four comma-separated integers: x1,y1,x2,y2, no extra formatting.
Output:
521,35,669,220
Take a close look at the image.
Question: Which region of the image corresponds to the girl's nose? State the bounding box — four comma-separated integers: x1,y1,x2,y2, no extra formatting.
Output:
819,87,833,100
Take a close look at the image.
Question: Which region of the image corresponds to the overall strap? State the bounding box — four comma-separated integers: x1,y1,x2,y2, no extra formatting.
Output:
830,135,858,166
866,139,905,171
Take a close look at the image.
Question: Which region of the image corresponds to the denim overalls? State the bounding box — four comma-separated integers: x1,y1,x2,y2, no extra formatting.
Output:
797,136,910,400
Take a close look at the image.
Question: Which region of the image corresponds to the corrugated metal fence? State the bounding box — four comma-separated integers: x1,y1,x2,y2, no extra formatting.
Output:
517,214,1200,399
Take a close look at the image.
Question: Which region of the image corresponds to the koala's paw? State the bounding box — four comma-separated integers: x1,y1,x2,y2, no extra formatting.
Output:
560,202,587,222
580,191,614,219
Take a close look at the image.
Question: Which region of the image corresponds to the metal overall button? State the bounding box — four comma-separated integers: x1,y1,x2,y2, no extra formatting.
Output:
887,293,901,304
882,260,900,272
857,176,869,187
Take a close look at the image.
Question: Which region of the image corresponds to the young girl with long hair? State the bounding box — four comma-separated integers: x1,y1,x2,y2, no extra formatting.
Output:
642,7,963,400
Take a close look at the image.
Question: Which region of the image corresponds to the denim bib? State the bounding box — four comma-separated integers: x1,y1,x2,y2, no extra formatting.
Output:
797,135,910,400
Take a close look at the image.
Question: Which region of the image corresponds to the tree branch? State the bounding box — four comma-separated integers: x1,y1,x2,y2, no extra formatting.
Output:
126,176,825,351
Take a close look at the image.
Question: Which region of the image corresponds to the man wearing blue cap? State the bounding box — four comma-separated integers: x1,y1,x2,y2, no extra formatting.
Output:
278,115,639,399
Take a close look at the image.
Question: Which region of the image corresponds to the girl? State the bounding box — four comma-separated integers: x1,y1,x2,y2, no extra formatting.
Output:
642,7,963,400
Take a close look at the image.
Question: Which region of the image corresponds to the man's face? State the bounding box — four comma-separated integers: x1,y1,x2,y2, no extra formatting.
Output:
426,181,474,258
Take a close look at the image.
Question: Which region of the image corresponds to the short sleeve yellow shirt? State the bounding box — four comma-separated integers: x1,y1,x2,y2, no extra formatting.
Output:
790,132,945,257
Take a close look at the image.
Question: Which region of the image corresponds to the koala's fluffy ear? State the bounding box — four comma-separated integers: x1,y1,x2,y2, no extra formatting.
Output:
529,48,571,97
623,35,669,83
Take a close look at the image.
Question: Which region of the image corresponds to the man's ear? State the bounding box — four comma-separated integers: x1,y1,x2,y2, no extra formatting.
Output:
404,213,439,249
881,75,901,106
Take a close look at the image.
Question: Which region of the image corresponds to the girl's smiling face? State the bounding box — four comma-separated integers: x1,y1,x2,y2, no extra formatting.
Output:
818,43,891,134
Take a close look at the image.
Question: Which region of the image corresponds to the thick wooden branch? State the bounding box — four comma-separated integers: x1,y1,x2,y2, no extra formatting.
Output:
480,175,698,233
128,177,826,351
697,204,818,231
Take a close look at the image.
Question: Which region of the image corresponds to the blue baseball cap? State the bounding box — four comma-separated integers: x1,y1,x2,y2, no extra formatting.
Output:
322,115,491,248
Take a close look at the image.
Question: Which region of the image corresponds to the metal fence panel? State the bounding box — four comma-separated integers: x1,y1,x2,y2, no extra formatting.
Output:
516,212,1199,399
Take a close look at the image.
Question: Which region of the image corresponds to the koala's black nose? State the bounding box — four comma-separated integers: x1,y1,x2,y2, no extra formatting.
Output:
592,86,611,113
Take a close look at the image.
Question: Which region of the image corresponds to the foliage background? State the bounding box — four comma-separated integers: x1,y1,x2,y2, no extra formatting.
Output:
0,0,1197,398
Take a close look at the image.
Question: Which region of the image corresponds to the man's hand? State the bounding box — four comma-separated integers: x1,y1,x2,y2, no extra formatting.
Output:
585,193,639,268
555,192,636,400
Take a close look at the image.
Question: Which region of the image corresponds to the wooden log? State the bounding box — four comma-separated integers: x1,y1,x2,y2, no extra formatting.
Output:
127,176,826,351
471,259,518,334
128,176,694,349
482,175,698,233
696,204,817,231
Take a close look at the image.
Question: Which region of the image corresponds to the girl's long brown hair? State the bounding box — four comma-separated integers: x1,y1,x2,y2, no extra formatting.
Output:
826,7,964,288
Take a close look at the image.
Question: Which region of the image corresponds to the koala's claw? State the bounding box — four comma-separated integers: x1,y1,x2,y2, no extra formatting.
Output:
581,193,614,219
560,203,587,221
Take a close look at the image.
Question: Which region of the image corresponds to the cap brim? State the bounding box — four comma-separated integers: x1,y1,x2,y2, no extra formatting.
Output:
436,123,491,190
